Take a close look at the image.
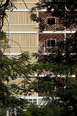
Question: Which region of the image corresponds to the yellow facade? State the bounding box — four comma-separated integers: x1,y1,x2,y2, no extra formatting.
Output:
3,0,38,56
3,0,38,97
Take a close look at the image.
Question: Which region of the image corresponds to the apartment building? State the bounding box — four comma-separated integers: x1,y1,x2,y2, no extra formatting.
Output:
36,0,76,96
3,0,76,104
2,0,39,104
38,1,76,56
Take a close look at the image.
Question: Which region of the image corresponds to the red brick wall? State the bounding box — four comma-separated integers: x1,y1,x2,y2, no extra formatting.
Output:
39,11,64,31
39,33,64,53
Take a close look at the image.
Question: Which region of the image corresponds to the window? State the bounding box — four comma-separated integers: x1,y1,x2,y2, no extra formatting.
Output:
47,39,56,47
28,99,32,102
47,17,56,25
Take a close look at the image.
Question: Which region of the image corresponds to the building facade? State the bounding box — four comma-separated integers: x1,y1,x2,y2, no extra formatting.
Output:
3,0,38,58
3,0,39,103
3,0,76,104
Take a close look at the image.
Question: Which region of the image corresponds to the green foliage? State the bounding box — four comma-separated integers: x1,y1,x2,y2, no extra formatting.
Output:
30,13,39,22
25,78,77,116
0,103,6,116
0,31,6,40
31,77,54,96
0,1,77,116
25,101,62,116
0,28,34,115
0,1,36,114
57,78,77,116
0,51,33,108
